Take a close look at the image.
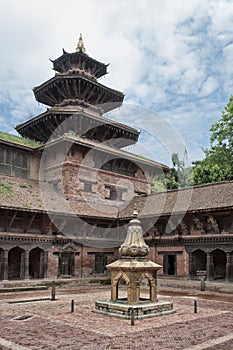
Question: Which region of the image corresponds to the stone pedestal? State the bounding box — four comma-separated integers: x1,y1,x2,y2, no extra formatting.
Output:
95,300,175,319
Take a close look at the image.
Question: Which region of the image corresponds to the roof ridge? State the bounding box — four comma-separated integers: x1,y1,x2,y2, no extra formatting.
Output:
149,180,233,197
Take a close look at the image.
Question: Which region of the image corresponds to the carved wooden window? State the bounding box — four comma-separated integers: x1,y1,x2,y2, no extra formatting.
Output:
0,146,29,179
101,158,136,177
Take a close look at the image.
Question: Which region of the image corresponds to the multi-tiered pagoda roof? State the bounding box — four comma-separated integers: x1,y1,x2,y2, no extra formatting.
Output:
16,35,139,148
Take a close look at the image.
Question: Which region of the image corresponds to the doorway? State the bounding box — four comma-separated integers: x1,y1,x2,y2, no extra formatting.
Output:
163,254,176,276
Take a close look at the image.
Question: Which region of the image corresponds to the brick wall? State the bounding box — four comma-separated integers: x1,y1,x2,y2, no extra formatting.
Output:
47,248,59,278
155,246,188,277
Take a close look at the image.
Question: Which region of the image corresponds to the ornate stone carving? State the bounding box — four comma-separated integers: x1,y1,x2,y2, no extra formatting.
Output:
62,242,76,252
193,217,205,234
95,210,174,319
206,216,220,234
179,222,190,235
119,214,149,258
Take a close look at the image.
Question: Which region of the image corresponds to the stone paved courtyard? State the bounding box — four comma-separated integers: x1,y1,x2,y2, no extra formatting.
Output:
0,285,233,349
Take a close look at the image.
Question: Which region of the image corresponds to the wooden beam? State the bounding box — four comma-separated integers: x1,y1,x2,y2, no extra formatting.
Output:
45,90,58,105
65,79,72,98
73,79,79,99
4,210,8,232
24,213,36,233
7,210,18,230
82,84,93,101
31,123,47,141
80,81,88,100
56,81,66,100
85,86,95,102
95,92,104,104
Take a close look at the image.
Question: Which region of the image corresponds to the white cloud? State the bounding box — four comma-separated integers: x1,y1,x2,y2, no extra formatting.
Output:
200,76,218,96
0,0,232,163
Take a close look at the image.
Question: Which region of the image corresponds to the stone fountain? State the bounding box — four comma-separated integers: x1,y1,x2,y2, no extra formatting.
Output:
95,209,175,319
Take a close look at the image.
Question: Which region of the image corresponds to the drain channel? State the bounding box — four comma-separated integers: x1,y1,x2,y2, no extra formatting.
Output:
13,315,33,321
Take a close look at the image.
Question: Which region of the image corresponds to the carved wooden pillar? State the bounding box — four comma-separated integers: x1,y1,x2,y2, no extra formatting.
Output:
3,250,8,280
0,251,3,280
189,252,195,279
206,252,214,281
226,252,232,282
39,251,44,278
70,253,75,276
43,251,48,278
24,250,30,279
58,253,61,276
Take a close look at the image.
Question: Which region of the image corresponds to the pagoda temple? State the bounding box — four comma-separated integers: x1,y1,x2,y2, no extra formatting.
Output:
16,34,138,149
0,35,168,281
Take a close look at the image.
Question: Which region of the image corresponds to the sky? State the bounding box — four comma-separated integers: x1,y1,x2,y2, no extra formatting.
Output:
0,0,233,166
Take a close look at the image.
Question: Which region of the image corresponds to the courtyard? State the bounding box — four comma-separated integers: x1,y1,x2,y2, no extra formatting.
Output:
0,282,233,349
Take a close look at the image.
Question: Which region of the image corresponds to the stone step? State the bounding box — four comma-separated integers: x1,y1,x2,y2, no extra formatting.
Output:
0,285,48,293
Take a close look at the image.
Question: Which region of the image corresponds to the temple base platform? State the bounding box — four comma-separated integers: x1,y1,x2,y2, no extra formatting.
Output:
94,299,175,319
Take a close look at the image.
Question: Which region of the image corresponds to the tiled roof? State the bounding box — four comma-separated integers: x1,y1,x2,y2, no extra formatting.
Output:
16,106,139,135
0,175,232,219
0,175,118,218
41,134,170,171
119,181,233,219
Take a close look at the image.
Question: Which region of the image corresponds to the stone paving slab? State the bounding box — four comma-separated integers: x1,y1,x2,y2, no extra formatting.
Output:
0,288,233,349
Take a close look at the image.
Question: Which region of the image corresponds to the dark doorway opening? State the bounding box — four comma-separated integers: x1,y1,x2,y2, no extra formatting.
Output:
213,249,226,280
193,249,207,277
8,247,25,280
59,253,74,277
163,254,176,276
95,253,107,274
29,248,44,279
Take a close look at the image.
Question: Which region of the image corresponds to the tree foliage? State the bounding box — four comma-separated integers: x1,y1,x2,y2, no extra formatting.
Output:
152,153,193,191
193,95,233,185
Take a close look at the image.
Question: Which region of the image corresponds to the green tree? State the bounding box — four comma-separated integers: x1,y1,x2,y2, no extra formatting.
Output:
193,95,233,185
152,153,193,191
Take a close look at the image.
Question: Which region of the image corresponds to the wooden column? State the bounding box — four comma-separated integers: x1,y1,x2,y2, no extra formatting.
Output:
43,251,48,278
24,250,30,279
3,250,8,280
39,251,44,278
226,252,232,282
206,252,214,281
189,252,195,280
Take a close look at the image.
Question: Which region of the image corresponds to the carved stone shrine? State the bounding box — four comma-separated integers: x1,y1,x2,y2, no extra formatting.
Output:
95,209,175,319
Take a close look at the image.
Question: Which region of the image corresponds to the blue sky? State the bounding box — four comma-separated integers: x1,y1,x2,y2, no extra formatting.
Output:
0,0,233,166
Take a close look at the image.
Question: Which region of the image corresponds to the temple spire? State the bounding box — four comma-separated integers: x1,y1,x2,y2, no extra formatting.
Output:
76,33,86,53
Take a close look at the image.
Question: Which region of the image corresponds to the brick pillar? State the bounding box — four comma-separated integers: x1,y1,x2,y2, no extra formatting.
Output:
226,252,232,282
206,252,214,281
3,250,8,280
189,252,195,280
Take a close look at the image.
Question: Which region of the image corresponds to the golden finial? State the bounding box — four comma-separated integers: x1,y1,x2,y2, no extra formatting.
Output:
133,206,138,217
76,33,86,53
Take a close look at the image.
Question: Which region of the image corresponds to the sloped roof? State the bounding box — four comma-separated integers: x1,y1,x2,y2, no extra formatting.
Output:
41,134,169,171
119,181,233,219
16,106,139,139
0,175,118,219
0,175,232,220
0,132,41,149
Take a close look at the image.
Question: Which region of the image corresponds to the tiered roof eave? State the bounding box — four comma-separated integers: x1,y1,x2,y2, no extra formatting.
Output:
15,106,140,145
32,74,124,109
51,49,108,78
